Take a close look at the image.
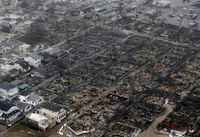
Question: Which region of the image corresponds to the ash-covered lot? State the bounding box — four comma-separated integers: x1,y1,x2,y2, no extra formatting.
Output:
0,0,200,137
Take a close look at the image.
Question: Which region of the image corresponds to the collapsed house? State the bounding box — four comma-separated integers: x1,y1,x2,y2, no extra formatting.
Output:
25,113,49,131
25,102,67,130
60,87,162,137
36,103,66,128
11,95,34,114
18,93,44,106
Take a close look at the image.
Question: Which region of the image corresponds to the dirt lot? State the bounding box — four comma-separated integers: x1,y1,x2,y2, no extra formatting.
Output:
1,125,46,137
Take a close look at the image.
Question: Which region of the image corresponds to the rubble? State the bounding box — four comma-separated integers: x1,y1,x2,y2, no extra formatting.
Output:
63,87,162,137
0,0,200,137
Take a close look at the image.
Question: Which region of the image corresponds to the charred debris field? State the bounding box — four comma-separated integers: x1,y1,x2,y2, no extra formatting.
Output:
0,0,200,137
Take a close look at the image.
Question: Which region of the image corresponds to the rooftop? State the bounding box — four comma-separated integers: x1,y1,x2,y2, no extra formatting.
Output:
0,83,16,90
26,113,48,122
0,99,15,112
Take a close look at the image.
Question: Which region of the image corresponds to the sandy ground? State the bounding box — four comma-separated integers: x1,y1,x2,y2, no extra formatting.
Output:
0,119,65,137
138,104,173,137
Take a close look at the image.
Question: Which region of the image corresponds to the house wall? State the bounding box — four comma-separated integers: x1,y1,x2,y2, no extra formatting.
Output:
8,87,19,97
26,118,48,131
57,109,66,123
26,113,49,131
46,116,57,128
38,109,57,128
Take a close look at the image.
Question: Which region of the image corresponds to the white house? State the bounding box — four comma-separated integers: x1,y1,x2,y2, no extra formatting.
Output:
0,83,19,98
26,113,49,131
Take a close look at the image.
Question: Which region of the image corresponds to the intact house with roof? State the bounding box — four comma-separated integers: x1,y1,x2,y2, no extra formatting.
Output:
36,103,67,128
0,99,23,127
0,83,19,98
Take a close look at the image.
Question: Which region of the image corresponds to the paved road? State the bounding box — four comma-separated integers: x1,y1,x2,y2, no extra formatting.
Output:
138,104,173,137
